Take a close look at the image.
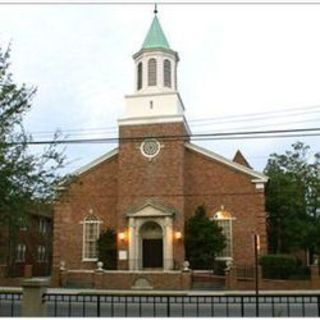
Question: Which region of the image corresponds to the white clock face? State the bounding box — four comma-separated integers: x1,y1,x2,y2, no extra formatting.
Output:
140,139,161,159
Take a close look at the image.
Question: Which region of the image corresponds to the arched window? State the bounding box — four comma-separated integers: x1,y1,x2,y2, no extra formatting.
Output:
148,58,157,86
83,215,100,260
213,206,233,259
137,62,143,90
163,59,171,88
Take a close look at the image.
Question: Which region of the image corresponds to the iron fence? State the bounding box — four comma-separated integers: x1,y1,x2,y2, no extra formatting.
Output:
43,293,320,317
236,264,255,278
0,292,22,317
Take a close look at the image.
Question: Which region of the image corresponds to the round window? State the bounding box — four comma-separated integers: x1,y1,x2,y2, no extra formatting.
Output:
140,139,161,159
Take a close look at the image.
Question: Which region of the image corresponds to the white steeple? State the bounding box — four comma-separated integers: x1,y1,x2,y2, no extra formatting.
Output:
119,10,186,127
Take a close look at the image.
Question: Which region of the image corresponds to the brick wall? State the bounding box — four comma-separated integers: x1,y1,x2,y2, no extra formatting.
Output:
117,122,189,268
60,269,191,290
52,154,118,274
52,120,267,285
184,147,267,265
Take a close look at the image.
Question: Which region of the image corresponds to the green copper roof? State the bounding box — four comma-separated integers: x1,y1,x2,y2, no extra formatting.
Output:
142,15,170,50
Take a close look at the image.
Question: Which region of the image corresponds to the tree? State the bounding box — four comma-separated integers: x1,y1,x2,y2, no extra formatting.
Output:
0,45,66,273
97,229,117,270
264,142,320,257
185,205,226,270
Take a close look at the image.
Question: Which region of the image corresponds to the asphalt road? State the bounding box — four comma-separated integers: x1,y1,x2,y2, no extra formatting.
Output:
1,297,319,317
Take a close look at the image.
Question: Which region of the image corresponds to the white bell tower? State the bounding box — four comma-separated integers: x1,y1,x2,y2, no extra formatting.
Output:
119,8,187,128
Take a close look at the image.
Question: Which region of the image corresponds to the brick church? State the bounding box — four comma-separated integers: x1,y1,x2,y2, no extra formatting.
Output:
52,11,268,281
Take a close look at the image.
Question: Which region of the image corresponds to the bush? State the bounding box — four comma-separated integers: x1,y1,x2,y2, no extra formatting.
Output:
185,205,226,270
96,229,117,270
288,266,311,280
259,254,298,279
212,260,227,275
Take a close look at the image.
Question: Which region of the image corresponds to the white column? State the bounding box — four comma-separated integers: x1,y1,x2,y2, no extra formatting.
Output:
163,217,173,270
128,218,136,270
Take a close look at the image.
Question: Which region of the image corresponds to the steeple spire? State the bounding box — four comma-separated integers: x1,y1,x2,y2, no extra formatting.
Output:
142,7,170,50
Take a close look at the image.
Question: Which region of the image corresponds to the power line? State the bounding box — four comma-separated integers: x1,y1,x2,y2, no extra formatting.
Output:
1,1,320,5
28,105,320,138
9,126,320,145
190,105,320,123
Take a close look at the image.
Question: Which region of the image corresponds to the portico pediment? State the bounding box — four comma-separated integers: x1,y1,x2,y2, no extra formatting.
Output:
126,200,176,218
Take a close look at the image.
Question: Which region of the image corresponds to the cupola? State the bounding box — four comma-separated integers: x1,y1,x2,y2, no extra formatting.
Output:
133,11,179,94
120,7,187,130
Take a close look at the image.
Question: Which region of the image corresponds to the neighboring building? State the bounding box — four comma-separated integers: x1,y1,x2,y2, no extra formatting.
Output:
52,11,268,282
0,206,52,278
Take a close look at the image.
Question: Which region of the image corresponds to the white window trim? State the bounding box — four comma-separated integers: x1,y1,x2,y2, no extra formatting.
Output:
16,244,26,263
214,217,235,260
80,216,103,262
37,245,46,263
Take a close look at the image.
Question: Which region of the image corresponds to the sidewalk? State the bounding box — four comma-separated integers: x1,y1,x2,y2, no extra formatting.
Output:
1,285,320,295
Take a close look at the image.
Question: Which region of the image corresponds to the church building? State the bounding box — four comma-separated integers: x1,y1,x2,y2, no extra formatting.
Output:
52,11,268,282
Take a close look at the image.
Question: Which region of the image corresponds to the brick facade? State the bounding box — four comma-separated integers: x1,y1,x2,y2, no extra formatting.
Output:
51,11,268,289
0,211,52,282
52,120,267,287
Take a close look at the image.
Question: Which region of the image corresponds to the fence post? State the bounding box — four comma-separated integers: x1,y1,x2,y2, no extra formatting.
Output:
22,278,48,317
310,264,320,289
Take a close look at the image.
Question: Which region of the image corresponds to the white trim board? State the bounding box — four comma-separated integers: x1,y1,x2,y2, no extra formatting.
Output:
74,148,118,176
118,115,192,135
185,142,268,183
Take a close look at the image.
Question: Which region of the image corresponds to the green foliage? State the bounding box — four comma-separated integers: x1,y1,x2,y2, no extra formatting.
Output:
259,254,297,279
259,254,310,280
185,205,226,270
0,45,67,272
264,142,320,256
97,229,117,270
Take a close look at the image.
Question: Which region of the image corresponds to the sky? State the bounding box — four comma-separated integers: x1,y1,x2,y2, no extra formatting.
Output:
0,1,320,173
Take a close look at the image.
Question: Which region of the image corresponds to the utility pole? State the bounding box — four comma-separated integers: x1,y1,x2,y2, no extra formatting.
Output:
254,233,260,317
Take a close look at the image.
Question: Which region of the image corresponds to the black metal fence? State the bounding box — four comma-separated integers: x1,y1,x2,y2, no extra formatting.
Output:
0,292,22,317
43,293,320,317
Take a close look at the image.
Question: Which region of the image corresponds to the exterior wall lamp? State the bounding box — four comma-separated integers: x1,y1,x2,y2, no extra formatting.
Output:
175,231,182,240
118,231,127,241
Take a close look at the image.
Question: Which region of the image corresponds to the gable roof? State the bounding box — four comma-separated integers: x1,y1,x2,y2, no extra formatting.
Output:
126,199,176,218
233,149,252,169
74,148,118,176
126,199,175,214
185,142,268,183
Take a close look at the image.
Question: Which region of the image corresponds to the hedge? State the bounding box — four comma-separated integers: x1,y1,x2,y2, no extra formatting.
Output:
259,254,298,280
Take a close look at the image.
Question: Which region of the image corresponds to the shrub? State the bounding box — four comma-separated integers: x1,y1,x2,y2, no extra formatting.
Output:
96,229,117,270
259,254,297,279
185,205,226,270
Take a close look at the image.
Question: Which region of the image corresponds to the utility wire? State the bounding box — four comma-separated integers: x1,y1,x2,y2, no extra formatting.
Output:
1,1,320,5
28,105,320,137
8,127,320,145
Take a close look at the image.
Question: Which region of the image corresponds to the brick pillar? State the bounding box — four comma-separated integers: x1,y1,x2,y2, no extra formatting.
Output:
310,265,320,289
60,268,67,287
181,271,191,290
94,270,104,289
225,266,238,290
24,264,33,278
22,278,48,317
50,267,60,287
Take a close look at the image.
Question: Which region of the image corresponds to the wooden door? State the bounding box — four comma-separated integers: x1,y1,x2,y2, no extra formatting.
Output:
142,239,163,268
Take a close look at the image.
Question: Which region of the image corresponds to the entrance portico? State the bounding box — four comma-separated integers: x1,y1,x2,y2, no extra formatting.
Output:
127,201,175,271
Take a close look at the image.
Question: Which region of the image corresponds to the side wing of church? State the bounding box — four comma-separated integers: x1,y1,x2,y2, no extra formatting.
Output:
52,12,268,280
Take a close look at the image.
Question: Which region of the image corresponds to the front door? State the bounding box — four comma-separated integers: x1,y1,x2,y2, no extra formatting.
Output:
142,239,163,268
